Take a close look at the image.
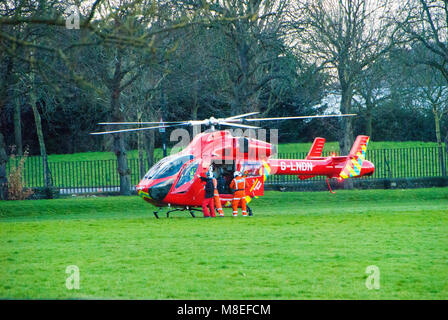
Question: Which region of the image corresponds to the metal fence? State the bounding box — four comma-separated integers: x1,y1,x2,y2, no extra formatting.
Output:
6,147,448,193
266,147,448,185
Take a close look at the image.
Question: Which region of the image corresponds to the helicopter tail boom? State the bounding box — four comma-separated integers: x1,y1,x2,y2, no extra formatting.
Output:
267,135,374,179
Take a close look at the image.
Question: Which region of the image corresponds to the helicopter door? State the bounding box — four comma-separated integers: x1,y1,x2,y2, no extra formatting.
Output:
245,175,264,197
210,161,234,195
172,159,199,194
236,160,265,197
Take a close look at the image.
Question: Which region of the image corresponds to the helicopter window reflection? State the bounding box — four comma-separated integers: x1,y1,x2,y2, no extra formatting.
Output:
144,158,168,180
240,161,263,176
175,160,199,188
146,155,194,180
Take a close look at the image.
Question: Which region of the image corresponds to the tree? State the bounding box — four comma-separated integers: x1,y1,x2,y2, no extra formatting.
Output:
411,62,448,175
290,0,396,154
0,133,7,200
87,2,183,195
354,58,390,138
0,0,255,195
175,0,291,117
398,0,448,82
398,0,448,167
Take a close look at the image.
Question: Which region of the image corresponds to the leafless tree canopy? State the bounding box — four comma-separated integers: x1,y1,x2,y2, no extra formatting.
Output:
0,0,447,197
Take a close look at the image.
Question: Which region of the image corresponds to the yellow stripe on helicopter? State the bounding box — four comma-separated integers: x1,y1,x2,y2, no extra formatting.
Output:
339,136,370,180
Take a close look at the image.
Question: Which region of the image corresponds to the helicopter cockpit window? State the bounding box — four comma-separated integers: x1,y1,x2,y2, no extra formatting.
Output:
175,160,199,188
144,155,193,180
143,158,167,180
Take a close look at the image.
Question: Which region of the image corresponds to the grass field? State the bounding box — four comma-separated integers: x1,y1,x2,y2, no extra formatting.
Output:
1,188,447,299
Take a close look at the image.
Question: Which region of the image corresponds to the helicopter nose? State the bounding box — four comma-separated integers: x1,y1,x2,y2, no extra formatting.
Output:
136,183,150,198
146,178,175,201
361,160,375,177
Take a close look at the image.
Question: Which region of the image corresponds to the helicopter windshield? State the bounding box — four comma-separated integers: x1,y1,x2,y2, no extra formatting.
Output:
175,160,199,188
144,155,194,180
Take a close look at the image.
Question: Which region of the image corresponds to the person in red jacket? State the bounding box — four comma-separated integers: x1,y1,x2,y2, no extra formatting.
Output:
200,170,216,218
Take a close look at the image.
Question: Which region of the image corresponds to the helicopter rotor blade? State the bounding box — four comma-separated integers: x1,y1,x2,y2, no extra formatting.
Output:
93,114,356,134
224,112,260,120
243,114,357,122
98,121,185,125
219,121,260,129
187,120,208,126
90,123,188,135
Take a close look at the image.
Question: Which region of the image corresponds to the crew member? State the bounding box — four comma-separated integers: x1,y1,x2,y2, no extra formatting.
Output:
213,176,225,217
200,170,216,218
229,171,247,217
217,170,227,194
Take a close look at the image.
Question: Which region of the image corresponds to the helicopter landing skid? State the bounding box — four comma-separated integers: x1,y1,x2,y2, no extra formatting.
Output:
153,207,163,219
188,207,202,218
154,207,202,218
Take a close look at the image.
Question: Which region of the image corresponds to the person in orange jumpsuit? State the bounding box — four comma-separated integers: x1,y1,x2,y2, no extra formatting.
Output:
212,176,224,217
229,171,247,217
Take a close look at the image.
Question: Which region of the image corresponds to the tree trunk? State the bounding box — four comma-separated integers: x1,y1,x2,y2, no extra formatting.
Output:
30,91,51,188
113,134,131,195
339,80,354,190
366,112,372,138
144,129,155,170
13,97,23,156
231,87,242,116
0,56,12,200
433,110,446,176
138,133,145,178
29,48,51,191
110,53,131,195
0,133,8,200
365,99,373,138
339,87,354,155
445,130,448,155
192,82,199,120
230,30,249,116
445,131,448,174
192,104,199,121
137,112,146,178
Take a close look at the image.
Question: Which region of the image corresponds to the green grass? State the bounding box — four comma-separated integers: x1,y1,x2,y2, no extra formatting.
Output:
1,188,447,299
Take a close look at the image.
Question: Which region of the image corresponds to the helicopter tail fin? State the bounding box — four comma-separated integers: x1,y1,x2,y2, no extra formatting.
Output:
298,138,325,180
339,135,370,179
305,137,326,159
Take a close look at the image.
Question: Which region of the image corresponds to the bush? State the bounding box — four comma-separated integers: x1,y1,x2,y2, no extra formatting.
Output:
8,150,34,200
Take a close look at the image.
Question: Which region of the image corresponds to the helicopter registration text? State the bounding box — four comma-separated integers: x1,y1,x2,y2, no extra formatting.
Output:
280,161,313,172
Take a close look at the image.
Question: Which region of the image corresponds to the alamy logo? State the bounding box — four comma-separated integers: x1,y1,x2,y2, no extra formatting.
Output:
365,265,380,290
66,265,80,290
65,5,80,30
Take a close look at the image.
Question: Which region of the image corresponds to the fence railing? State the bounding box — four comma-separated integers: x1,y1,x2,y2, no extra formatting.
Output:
6,146,448,192
265,147,448,184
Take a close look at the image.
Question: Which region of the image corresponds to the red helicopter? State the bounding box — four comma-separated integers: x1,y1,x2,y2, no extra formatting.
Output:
92,112,375,218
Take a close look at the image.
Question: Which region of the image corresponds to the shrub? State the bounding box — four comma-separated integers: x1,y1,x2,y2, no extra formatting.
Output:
8,150,34,200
